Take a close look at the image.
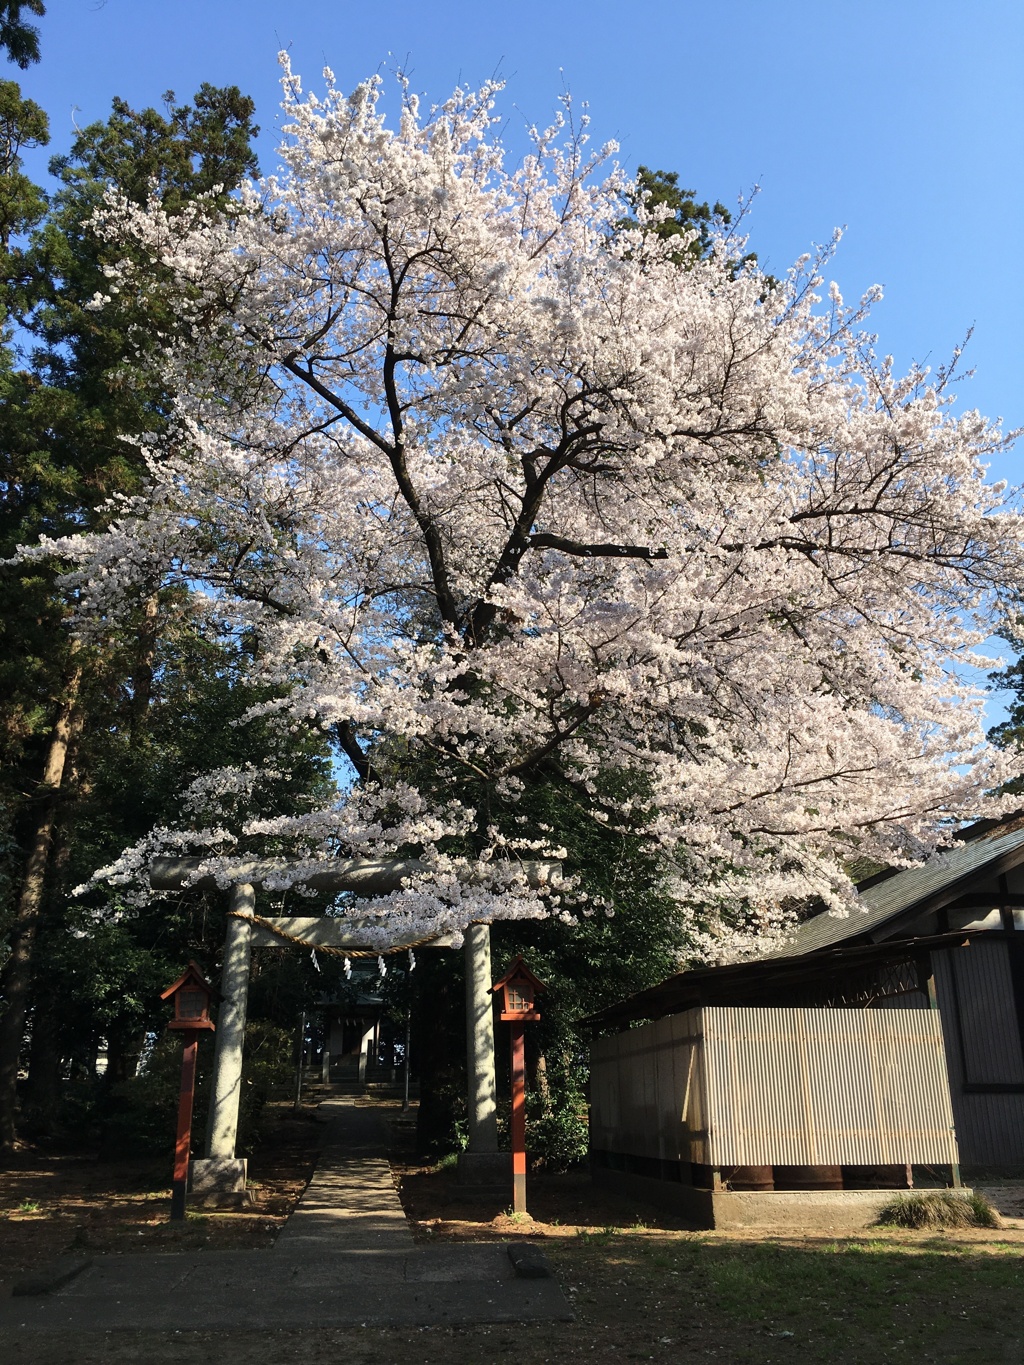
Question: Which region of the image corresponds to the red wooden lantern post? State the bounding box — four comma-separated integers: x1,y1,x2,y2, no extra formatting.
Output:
491,957,545,1215
160,962,217,1221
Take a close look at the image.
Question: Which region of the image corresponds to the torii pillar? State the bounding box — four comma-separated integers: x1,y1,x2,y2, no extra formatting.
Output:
150,856,554,1201
456,923,510,1198
199,883,255,1197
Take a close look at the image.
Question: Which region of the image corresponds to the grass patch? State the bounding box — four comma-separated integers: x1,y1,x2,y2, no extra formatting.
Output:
878,1191,1000,1230
575,1225,620,1244
547,1229,1024,1363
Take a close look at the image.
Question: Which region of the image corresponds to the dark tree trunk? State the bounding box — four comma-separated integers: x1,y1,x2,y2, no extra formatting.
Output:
104,1025,147,1085
0,669,82,1155
130,594,159,737
414,950,466,1158
23,994,64,1124
531,1051,552,1107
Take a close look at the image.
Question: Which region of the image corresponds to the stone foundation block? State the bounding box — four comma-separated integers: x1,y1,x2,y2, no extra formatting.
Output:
189,1156,248,1203
455,1151,513,1203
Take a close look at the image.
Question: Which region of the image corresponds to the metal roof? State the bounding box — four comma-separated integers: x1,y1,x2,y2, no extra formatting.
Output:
583,816,1024,1034
582,931,978,1031
775,823,1024,958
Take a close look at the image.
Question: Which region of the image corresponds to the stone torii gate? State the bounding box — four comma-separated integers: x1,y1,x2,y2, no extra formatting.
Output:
150,856,554,1198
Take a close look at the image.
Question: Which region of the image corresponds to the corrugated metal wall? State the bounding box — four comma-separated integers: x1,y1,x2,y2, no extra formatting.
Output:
590,1009,709,1165
701,1007,957,1166
933,941,1024,1166
590,1006,958,1168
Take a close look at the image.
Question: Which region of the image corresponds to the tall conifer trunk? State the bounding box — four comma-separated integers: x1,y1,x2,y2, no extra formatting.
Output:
129,594,159,737
0,667,82,1154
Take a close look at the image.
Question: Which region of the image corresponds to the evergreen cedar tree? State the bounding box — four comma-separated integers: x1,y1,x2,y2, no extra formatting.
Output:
989,637,1024,791
0,79,337,1153
34,59,1024,965
0,0,44,70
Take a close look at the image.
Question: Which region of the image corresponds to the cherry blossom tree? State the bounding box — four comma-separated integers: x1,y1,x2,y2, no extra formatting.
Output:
35,59,1024,955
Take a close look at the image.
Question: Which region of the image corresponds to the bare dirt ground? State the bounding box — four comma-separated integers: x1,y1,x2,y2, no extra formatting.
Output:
0,1100,324,1283
3,1098,1024,1364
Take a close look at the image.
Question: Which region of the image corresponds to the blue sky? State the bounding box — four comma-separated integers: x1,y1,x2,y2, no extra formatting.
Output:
20,1,1020,443
15,0,1024,713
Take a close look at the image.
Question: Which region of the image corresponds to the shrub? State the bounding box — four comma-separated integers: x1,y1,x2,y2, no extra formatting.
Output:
526,1056,589,1171
98,1032,207,1157
877,1191,1000,1230
527,1097,589,1171
97,1019,292,1158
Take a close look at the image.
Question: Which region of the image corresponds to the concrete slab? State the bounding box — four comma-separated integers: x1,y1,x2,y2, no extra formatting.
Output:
0,1094,573,1333
973,1182,1024,1227
593,1167,976,1230
0,1245,573,1331
10,1256,92,1297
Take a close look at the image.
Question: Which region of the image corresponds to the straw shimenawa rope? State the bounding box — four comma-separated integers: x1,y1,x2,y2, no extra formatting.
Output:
227,910,442,959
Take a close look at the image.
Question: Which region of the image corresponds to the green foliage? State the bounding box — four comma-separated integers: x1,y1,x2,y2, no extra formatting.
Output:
0,80,332,1147
0,1,43,70
410,948,469,1157
989,625,1024,793
25,84,260,540
1,79,264,896
490,777,682,1167
98,1032,201,1157
97,1019,292,1159
234,1020,295,1151
0,79,46,249
619,166,732,266
525,1056,589,1171
615,165,764,285
48,85,259,214
375,704,687,1163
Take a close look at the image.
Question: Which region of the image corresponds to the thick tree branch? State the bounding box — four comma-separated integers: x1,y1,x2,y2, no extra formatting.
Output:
332,720,377,785
528,532,668,560
505,700,603,778
280,354,394,457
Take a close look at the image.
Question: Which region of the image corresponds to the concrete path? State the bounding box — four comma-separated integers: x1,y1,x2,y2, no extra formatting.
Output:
275,1093,412,1252
0,1094,572,1333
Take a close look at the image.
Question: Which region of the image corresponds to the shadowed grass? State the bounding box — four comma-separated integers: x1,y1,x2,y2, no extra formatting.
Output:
545,1230,1024,1362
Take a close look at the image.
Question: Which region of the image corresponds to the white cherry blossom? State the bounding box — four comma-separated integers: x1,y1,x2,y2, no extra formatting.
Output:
35,60,1024,956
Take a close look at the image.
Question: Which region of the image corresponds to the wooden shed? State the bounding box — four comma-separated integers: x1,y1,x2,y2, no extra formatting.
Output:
584,816,1024,1223
589,1004,959,1228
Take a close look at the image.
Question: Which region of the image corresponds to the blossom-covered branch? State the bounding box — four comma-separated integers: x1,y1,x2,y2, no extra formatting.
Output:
27,58,1024,954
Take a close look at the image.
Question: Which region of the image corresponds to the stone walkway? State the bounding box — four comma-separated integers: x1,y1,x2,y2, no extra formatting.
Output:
0,1094,572,1333
275,1094,413,1252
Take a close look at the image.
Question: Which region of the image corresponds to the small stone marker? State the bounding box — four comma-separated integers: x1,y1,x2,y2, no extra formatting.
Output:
506,1242,552,1279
